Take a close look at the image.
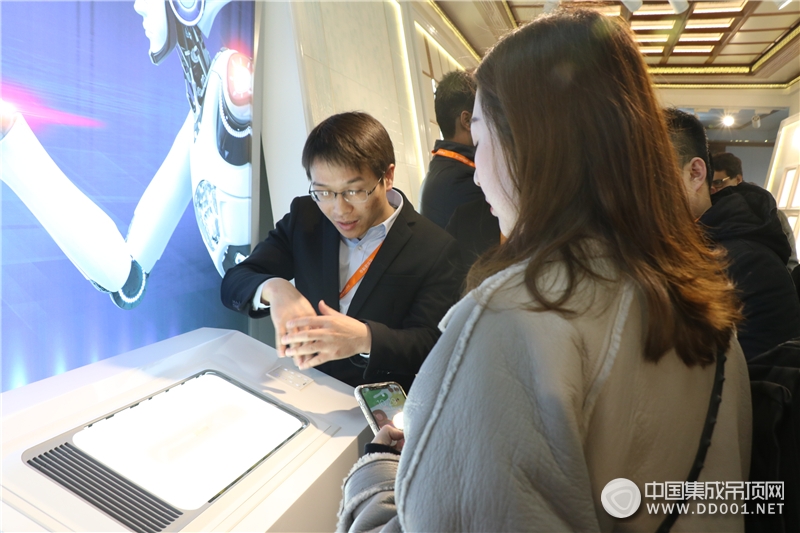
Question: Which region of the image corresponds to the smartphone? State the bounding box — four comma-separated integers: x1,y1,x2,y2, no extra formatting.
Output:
354,381,407,435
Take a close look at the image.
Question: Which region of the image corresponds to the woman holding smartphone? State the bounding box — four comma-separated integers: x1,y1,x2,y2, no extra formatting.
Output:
339,8,751,532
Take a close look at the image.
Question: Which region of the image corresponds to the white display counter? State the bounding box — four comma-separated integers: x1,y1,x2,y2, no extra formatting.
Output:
1,328,372,532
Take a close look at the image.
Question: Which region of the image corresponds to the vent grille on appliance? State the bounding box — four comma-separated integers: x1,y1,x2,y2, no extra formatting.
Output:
27,443,182,533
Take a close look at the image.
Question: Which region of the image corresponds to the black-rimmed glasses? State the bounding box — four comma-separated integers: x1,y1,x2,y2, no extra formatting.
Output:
309,174,385,204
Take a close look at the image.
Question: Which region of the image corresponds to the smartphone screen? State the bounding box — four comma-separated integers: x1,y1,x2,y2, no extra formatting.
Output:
355,382,406,433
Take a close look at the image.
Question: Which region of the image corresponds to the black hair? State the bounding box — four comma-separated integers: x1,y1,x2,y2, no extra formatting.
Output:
301,112,395,180
712,152,743,179
434,71,476,139
663,108,712,187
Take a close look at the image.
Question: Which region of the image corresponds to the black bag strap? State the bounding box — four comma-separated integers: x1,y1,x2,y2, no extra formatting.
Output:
656,350,727,533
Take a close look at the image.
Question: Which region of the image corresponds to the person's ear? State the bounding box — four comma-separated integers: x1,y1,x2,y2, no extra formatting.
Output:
734,174,743,185
460,110,472,133
383,164,395,190
688,157,708,192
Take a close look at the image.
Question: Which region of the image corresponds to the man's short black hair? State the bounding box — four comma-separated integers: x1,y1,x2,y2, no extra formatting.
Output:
663,108,713,187
712,152,743,179
302,112,395,180
434,70,476,140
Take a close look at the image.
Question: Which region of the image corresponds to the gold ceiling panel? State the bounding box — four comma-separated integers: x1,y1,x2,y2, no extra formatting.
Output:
441,0,800,85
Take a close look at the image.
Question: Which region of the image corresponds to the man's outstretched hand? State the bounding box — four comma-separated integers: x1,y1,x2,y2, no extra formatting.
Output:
281,300,371,370
260,278,317,359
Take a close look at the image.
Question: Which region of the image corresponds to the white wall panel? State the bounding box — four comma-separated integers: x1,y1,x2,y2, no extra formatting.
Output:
260,2,312,226
289,1,426,205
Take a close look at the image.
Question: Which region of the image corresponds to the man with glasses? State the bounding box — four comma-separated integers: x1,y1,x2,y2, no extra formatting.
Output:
221,112,461,391
712,151,797,270
710,152,744,194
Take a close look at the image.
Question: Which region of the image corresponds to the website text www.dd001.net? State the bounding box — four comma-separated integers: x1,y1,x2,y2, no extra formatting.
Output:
646,502,784,516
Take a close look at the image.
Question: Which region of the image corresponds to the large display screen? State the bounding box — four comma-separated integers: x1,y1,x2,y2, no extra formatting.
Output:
1,0,255,391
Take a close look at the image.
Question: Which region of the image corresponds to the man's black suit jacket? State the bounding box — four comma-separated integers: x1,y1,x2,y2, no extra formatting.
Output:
221,190,462,391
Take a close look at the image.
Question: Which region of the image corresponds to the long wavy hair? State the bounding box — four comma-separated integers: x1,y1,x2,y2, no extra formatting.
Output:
469,8,741,366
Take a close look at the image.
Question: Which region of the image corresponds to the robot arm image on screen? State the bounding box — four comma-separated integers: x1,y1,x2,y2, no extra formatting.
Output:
0,106,194,310
138,0,253,276
190,50,253,276
0,0,252,309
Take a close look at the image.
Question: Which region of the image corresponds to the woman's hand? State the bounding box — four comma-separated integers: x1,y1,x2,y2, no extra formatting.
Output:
372,425,405,452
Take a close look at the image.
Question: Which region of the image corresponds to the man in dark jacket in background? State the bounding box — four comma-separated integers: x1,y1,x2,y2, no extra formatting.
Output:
712,151,798,271
421,71,500,277
420,71,486,229
665,108,800,359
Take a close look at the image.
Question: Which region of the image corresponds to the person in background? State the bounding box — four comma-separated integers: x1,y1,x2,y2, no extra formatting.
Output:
420,71,486,229
710,152,744,193
445,197,502,275
339,11,751,532
665,110,800,359
420,71,501,275
221,112,461,392
712,151,798,271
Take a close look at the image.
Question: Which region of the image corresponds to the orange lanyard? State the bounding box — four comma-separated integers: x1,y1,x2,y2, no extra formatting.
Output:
432,148,475,168
340,243,383,299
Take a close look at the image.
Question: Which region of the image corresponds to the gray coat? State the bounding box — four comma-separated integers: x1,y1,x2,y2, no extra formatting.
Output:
339,261,752,532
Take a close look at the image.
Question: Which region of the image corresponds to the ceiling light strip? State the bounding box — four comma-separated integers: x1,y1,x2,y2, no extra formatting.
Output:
653,83,790,89
693,7,745,13
648,66,750,74
637,35,670,42
631,21,676,30
653,73,799,89
685,18,735,29
678,33,724,42
752,24,800,73
632,7,676,15
693,0,747,15
672,46,715,53
426,0,481,62
501,0,518,29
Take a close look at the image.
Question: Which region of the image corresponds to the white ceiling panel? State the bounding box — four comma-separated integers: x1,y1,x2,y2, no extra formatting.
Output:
739,13,800,30
712,54,759,63
720,42,771,54
667,56,712,64
754,0,800,15
728,29,786,43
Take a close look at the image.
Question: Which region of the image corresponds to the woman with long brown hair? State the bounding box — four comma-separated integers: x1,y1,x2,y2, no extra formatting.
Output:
339,9,751,532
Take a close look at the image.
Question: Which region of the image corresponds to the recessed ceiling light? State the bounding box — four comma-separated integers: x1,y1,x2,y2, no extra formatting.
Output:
639,46,665,54
693,1,747,14
686,18,734,29
673,45,715,53
679,33,724,42
631,4,676,15
631,20,676,30
722,115,735,127
635,35,670,42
